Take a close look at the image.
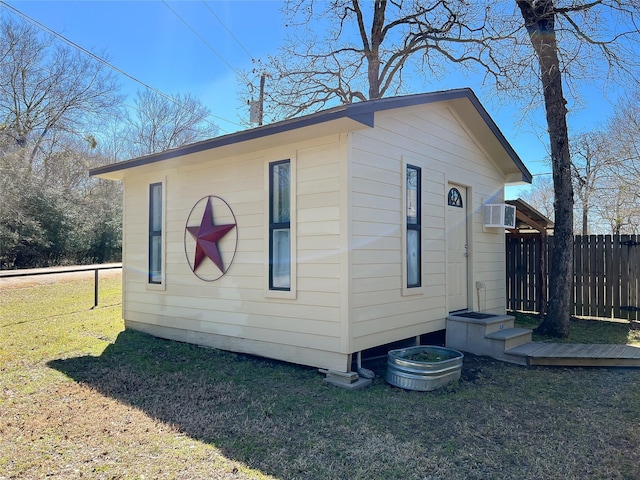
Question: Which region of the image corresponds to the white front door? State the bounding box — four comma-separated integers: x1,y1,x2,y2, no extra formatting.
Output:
447,185,468,312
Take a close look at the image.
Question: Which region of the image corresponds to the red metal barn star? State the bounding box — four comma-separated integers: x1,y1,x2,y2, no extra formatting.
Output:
186,197,236,273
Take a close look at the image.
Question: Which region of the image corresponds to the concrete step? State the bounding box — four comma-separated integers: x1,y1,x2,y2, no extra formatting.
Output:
446,313,516,355
447,312,515,336
485,327,533,351
483,327,533,365
445,312,533,364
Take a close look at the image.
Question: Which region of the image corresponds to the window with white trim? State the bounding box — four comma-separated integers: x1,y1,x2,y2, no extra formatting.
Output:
269,160,291,290
406,165,421,288
148,182,163,284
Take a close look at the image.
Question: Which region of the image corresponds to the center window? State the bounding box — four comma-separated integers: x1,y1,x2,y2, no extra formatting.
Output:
269,160,291,290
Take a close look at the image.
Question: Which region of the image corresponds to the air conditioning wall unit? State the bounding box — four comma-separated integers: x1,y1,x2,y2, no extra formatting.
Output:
484,203,516,229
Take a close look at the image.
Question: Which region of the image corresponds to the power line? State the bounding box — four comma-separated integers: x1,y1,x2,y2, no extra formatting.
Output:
0,0,242,131
161,0,263,126
201,0,254,61
161,0,242,76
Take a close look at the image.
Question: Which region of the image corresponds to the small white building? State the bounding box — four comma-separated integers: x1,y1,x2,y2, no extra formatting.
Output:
91,88,531,374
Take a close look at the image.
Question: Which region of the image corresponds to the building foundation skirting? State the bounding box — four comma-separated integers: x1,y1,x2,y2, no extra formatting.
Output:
125,319,351,372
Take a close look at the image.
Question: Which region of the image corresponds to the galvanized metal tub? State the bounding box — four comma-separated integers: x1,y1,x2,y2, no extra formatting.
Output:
386,346,464,391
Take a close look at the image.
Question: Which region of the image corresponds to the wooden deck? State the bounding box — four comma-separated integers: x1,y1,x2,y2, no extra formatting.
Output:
505,342,640,367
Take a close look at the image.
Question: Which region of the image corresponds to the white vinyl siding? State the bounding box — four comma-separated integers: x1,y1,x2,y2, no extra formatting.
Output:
115,99,515,372
349,104,506,351
121,135,347,371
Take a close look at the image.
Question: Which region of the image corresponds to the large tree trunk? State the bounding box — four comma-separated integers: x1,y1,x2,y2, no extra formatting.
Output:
361,0,385,99
517,0,573,337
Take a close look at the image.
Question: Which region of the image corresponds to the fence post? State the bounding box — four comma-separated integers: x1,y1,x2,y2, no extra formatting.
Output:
94,269,99,308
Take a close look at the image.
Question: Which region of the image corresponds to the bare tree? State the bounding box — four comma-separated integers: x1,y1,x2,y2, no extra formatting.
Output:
607,89,640,180
489,0,640,337
596,90,640,233
570,131,612,235
536,103,640,236
246,0,492,121
126,90,219,157
91,114,131,164
520,175,556,221
0,15,125,268
0,16,121,170
243,0,640,336
592,175,640,234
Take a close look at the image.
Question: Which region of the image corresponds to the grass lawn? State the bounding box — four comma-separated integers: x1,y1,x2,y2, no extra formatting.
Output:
2,273,640,479
513,311,640,346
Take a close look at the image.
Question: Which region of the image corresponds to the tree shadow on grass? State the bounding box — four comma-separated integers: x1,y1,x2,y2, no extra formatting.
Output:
47,328,640,480
47,329,407,479
568,317,637,344
512,311,637,345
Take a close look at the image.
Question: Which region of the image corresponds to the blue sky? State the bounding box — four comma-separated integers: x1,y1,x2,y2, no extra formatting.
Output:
4,1,286,133
1,0,625,198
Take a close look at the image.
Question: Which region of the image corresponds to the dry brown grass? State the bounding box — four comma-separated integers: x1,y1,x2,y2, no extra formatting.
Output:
2,274,640,479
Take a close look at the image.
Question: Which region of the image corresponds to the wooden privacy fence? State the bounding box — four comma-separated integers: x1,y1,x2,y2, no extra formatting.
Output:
506,234,640,321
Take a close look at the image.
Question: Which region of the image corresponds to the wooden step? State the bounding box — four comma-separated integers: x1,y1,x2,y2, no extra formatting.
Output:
505,342,640,367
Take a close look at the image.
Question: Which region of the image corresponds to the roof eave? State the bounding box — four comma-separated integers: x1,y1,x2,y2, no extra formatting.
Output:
452,93,532,185
90,105,374,180
90,88,532,184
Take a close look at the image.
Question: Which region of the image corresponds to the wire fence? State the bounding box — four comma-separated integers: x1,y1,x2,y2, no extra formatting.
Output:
0,263,122,308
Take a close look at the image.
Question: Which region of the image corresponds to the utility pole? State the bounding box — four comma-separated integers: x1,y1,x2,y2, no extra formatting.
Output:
258,72,265,126
249,72,266,126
